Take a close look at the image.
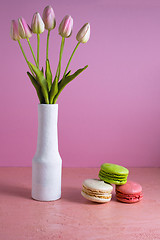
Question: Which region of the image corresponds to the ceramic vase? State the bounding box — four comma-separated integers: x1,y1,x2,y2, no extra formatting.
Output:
32,104,62,201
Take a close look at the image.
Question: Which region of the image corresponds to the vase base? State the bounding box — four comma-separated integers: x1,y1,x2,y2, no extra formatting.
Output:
32,183,61,201
32,194,61,202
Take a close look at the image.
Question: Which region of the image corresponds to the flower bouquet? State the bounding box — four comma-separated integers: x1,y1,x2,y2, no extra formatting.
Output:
10,6,90,104
10,5,90,201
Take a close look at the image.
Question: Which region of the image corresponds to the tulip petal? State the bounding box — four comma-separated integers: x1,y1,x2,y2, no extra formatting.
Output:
59,15,73,38
43,5,56,30
18,18,32,39
76,23,90,43
10,20,21,41
31,12,44,34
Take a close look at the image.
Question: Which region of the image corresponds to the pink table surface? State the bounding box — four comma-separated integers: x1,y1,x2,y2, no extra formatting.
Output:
0,167,160,240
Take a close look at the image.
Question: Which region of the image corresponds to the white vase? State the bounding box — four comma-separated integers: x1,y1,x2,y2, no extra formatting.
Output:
32,104,62,201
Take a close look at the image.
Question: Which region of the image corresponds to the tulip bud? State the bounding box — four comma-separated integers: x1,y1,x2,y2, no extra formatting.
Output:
31,12,44,34
18,18,32,39
10,20,21,41
76,23,90,43
58,15,73,38
42,5,56,30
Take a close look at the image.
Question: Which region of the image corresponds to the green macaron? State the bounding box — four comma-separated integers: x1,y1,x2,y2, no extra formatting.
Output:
99,163,129,185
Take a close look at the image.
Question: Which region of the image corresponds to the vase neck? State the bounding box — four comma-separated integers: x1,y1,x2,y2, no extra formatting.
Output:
36,104,59,156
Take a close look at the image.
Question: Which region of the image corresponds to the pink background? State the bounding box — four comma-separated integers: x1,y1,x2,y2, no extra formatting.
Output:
1,0,160,167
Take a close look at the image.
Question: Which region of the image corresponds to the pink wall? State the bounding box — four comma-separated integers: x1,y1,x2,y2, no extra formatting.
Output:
1,0,160,167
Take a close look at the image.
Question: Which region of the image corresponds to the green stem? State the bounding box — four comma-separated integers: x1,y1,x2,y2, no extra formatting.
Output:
56,37,65,80
63,42,80,78
18,40,35,76
46,30,50,60
18,40,28,63
37,34,40,67
27,38,39,68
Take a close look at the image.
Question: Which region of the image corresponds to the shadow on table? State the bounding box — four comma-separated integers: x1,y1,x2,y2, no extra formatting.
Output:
0,181,31,200
62,186,104,205
0,183,117,203
62,187,118,204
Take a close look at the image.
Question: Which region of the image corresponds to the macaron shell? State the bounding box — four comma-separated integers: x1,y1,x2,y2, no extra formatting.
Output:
101,163,129,175
83,179,113,192
116,181,142,195
81,191,112,203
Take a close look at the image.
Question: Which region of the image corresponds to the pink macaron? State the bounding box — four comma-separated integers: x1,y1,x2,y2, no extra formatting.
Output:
116,181,143,203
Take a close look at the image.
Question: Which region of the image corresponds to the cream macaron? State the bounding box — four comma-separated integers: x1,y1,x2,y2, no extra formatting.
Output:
81,179,113,203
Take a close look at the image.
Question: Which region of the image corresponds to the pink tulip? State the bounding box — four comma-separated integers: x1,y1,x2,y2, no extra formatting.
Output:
18,17,32,39
31,12,44,34
10,20,21,41
76,23,90,43
43,5,56,30
58,15,73,38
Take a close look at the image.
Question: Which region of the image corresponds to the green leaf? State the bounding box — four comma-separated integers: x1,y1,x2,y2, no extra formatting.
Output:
27,72,45,104
65,70,71,77
49,76,58,104
28,62,49,104
45,59,52,92
41,67,44,74
53,65,88,103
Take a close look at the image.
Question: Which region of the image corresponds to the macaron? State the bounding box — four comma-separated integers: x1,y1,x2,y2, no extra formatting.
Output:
99,163,129,185
81,179,113,203
116,180,143,203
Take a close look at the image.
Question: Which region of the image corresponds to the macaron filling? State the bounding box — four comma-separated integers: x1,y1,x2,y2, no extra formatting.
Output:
99,173,127,185
99,171,127,180
82,185,112,199
116,190,143,202
100,163,129,175
99,170,128,178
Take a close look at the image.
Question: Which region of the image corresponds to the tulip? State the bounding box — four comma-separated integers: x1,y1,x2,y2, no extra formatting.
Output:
10,20,35,75
10,20,21,41
31,12,44,34
18,17,32,39
43,5,56,30
76,23,90,43
18,18,38,67
10,20,29,70
58,15,73,38
31,12,44,67
63,23,90,77
43,6,56,60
